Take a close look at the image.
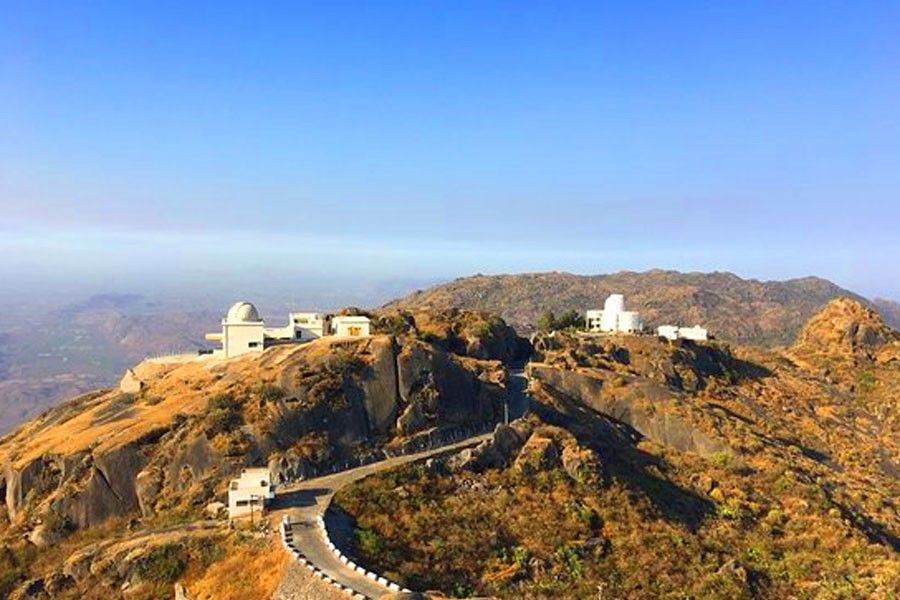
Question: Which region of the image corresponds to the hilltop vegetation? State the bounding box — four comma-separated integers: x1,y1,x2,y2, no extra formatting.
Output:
387,270,899,346
0,310,525,599
1,296,897,598
336,299,900,599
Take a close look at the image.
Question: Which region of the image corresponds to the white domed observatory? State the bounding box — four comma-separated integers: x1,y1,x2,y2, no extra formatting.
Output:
206,301,266,358
585,294,643,334
204,300,374,359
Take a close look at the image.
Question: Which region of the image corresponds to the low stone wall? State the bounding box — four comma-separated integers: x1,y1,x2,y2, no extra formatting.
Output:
280,515,408,600
280,516,369,599
278,421,495,485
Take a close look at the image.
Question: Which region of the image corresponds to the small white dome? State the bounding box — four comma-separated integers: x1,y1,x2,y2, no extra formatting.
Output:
225,301,261,323
604,294,625,313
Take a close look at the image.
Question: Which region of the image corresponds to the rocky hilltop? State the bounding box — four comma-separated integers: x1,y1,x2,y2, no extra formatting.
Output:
0,310,526,599
1,300,898,599
386,270,899,346
335,299,900,599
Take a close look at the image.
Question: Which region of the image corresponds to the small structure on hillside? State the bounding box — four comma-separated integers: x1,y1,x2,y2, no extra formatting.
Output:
205,302,372,358
586,294,643,334
658,324,709,341
227,467,275,521
331,315,372,337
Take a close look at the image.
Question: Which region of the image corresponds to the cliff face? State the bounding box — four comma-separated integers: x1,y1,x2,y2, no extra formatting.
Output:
0,310,526,551
333,304,900,600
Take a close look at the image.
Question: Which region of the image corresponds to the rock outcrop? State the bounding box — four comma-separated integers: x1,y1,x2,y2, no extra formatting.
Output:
397,341,504,434
791,297,900,362
447,422,530,472
0,329,512,539
529,365,730,457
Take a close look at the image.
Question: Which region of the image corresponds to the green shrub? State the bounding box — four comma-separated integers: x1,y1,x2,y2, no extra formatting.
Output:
356,528,386,556
195,538,225,568
0,546,26,598
330,350,366,374
42,509,73,536
258,383,286,403
204,393,243,437
554,544,584,578
137,544,187,584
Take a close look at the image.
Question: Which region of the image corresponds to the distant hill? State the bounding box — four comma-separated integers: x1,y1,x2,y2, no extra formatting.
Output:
872,297,900,331
386,270,894,346
0,297,219,434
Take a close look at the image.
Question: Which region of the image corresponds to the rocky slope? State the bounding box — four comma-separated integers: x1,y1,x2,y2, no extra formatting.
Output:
0,310,525,599
386,270,899,346
335,299,900,599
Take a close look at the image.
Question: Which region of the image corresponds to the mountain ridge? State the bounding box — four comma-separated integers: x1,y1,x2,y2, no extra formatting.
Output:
386,269,896,346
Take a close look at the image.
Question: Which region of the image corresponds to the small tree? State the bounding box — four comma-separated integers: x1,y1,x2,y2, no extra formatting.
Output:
537,311,557,332
538,309,584,332
556,309,585,330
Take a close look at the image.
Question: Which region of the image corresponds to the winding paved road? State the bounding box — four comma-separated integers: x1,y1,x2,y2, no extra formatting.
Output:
271,434,492,598
270,365,533,599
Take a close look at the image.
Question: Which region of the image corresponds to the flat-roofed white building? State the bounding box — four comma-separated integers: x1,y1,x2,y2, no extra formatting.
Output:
586,294,643,334
657,325,680,340
657,324,709,341
227,467,275,520
289,312,328,340
331,315,371,337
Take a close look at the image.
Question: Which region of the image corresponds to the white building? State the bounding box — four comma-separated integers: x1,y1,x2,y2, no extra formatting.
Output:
586,294,643,334
331,315,371,337
289,312,329,340
657,324,709,341
206,302,372,357
206,302,267,358
227,467,275,520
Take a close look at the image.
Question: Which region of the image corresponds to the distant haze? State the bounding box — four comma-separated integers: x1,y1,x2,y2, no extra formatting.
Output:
2,2,899,299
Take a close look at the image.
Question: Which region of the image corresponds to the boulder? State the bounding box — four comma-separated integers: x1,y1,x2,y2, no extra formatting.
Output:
134,467,163,517
446,423,527,473
205,501,226,519
268,451,313,485
61,466,128,529
396,401,427,435
93,444,146,514
165,434,221,493
359,337,400,434
560,442,601,485
5,456,58,519
118,369,143,394
514,434,560,475
398,341,501,431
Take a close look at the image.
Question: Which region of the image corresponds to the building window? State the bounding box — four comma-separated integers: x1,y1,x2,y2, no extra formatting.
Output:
248,342,260,348
236,500,249,507
295,331,303,339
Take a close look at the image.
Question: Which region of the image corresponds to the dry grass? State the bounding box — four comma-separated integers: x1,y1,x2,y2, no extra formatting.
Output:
0,336,387,467
185,535,287,600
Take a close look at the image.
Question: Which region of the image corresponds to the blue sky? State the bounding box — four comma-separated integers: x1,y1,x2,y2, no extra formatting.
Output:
2,1,899,303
